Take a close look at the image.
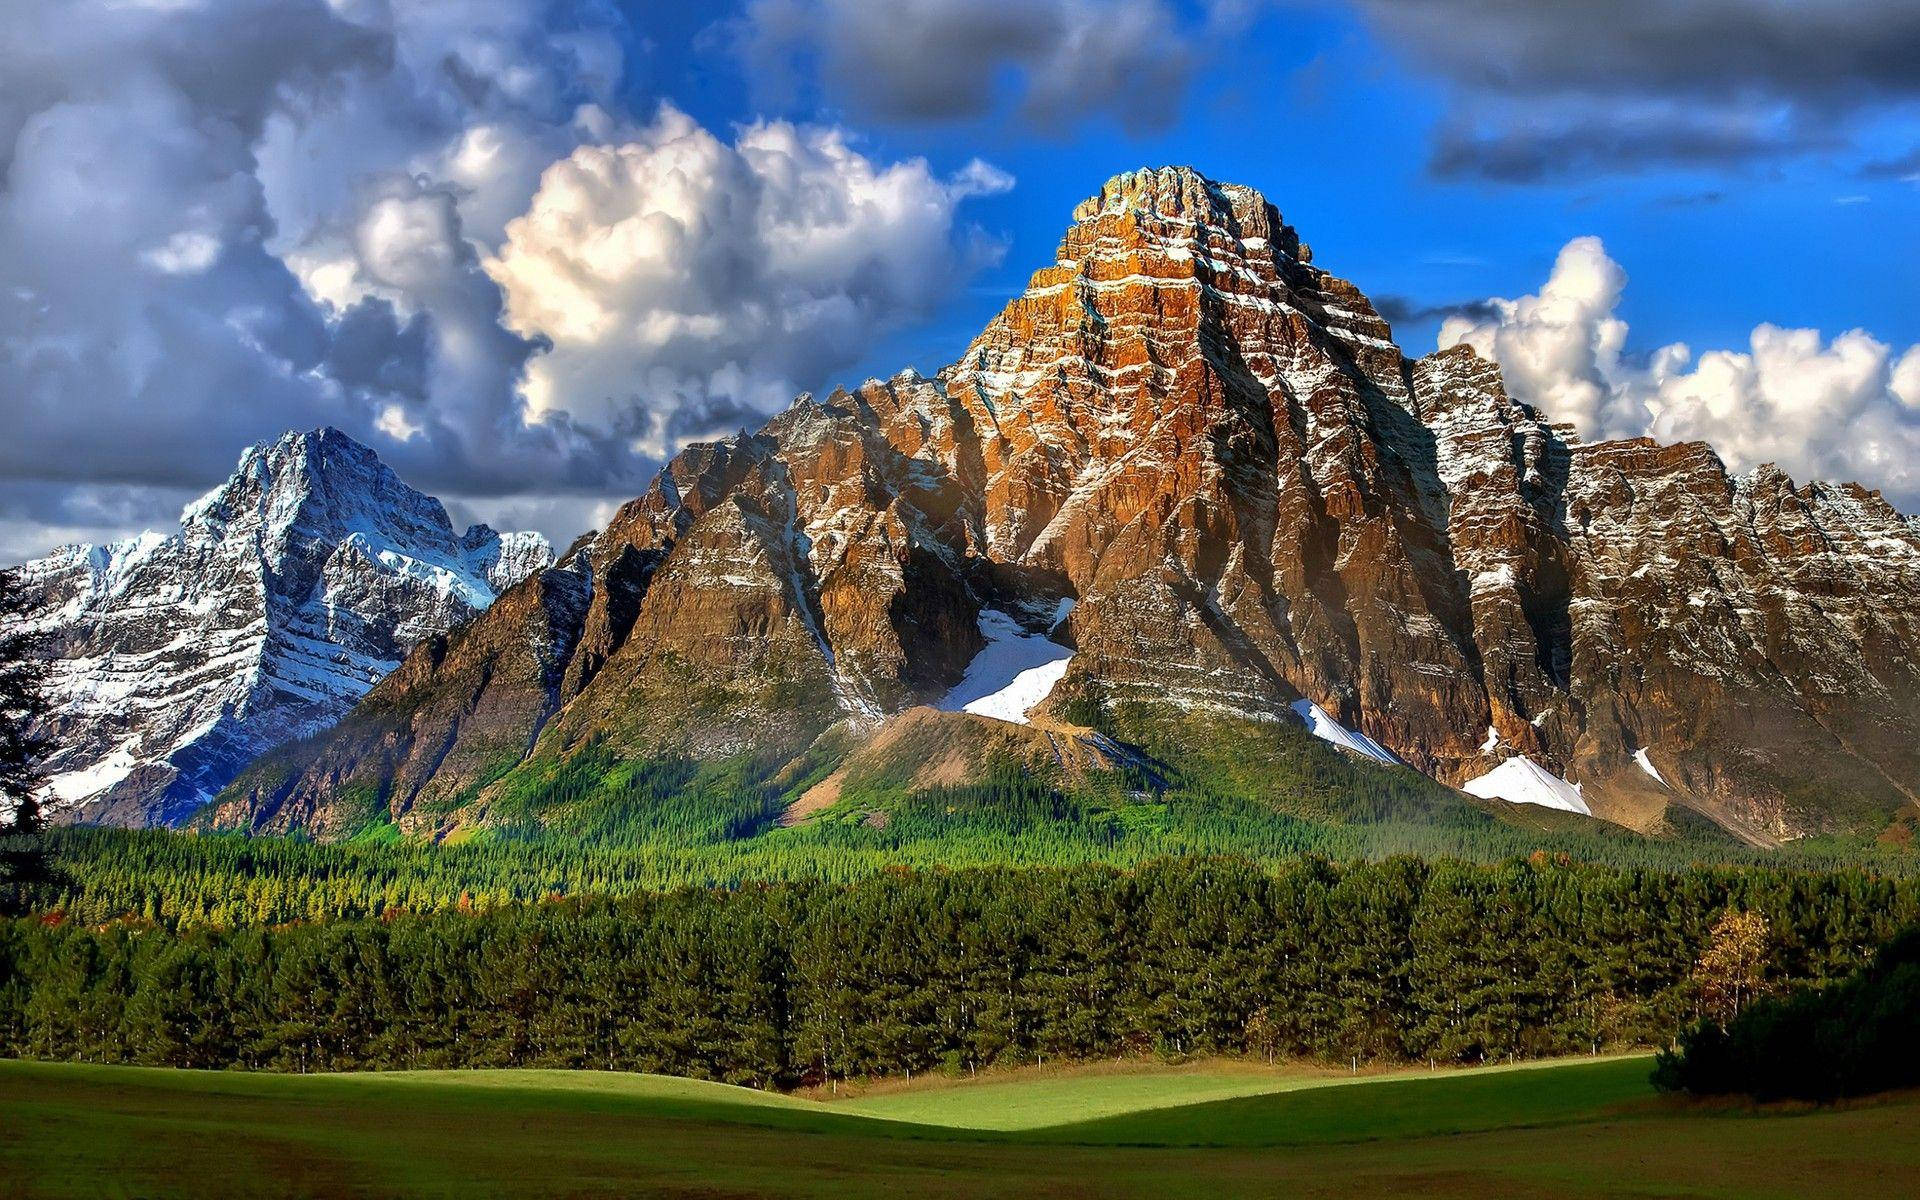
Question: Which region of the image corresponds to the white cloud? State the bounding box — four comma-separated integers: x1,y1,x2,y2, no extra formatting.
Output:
1441,238,1920,507
375,404,423,442
486,105,1013,452
0,0,1015,557
142,231,223,275
1438,237,1638,439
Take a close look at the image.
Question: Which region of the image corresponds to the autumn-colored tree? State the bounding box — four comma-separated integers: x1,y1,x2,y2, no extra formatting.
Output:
1244,1006,1279,1065
1694,909,1772,1024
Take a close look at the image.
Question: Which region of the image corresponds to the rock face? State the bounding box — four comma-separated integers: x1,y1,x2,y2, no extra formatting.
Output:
213,169,1920,842
13,428,552,827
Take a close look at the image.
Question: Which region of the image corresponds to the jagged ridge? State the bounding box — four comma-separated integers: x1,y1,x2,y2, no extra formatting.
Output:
212,169,1920,843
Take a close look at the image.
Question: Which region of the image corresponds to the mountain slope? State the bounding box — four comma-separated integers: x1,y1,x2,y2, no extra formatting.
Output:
213,168,1920,843
13,428,551,826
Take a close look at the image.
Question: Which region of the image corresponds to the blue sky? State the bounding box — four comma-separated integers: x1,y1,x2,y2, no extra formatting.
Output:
781,2,1920,376
2,0,1917,559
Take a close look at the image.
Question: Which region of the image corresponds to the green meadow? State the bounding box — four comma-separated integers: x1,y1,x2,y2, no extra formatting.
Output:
5,1054,1917,1199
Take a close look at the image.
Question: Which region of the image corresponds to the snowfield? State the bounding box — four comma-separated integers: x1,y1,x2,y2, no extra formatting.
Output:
937,609,1074,725
1634,748,1669,788
1462,755,1592,815
1289,700,1401,765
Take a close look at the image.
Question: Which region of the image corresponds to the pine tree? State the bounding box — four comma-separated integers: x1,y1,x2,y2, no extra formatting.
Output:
0,566,52,915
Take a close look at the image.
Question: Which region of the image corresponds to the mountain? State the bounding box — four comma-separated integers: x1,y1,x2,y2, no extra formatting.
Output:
210,168,1920,845
13,428,552,827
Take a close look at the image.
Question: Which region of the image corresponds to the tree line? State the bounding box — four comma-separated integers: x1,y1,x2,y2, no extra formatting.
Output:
4,855,1915,1086
35,789,1917,932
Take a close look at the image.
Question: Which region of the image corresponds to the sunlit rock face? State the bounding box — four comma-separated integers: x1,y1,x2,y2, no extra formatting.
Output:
209,169,1920,842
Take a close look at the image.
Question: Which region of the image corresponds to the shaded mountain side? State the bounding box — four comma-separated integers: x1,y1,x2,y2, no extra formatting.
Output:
209,167,1920,844
203,562,591,840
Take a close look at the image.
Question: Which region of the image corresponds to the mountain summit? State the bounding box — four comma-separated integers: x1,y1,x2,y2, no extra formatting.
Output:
213,168,1920,843
14,428,552,825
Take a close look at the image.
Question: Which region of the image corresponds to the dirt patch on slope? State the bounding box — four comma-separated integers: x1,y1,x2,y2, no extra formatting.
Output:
780,771,844,826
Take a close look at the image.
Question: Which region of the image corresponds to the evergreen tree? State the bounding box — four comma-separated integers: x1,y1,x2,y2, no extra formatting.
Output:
0,566,52,915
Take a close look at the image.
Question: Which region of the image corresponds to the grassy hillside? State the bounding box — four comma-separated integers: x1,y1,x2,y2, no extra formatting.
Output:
833,1054,1648,1134
5,1055,1917,1198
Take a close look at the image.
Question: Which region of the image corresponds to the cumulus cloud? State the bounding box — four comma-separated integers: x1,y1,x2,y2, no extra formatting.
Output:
1437,238,1641,439
486,106,1013,453
1440,238,1920,507
0,0,637,530
1338,0,1920,181
0,0,1013,559
738,0,1216,133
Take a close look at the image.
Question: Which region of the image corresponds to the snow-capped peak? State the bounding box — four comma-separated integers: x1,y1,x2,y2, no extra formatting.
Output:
14,427,553,826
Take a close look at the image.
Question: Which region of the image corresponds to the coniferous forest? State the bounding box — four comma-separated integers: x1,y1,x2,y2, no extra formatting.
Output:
5,855,1914,1085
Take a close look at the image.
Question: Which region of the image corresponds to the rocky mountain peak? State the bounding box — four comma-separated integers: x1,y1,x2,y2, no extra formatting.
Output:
192,168,1920,847
14,427,552,826
1069,165,1306,262
182,428,503,587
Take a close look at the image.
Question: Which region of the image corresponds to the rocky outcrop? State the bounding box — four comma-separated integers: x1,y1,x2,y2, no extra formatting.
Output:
12,428,551,826
212,169,1920,842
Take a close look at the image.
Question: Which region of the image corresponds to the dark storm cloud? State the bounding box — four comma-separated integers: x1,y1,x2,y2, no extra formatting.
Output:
1371,295,1499,328
1427,109,1838,183
1335,0,1920,181
323,299,432,401
1858,149,1920,180
1351,0,1920,105
738,0,1215,134
0,480,204,565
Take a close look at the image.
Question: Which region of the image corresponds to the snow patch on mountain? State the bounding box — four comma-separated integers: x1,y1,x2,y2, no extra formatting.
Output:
1634,748,1669,788
1462,756,1591,815
938,609,1073,725
1290,699,1401,765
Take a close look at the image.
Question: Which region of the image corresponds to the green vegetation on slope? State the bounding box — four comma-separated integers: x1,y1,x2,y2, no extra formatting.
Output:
212,696,1800,851
1047,1054,1658,1147
41,719,1916,930
5,1055,1918,1199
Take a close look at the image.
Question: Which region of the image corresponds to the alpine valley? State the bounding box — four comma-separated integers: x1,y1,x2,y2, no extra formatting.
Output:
30,168,1920,849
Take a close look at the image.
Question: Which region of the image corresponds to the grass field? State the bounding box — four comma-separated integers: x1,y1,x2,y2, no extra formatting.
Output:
827,1054,1634,1131
4,1055,1919,1198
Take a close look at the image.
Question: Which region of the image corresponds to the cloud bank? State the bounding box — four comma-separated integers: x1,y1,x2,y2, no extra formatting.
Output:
0,0,1012,558
1341,0,1920,181
1441,238,1920,507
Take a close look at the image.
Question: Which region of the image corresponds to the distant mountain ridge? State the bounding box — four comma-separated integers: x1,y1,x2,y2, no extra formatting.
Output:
189,168,1920,844
13,428,551,826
